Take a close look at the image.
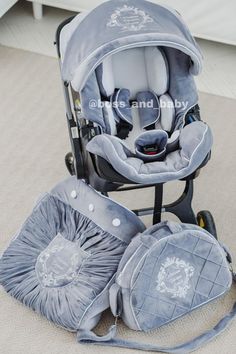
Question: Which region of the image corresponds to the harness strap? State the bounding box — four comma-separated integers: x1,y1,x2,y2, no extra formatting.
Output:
116,119,133,139
101,89,133,139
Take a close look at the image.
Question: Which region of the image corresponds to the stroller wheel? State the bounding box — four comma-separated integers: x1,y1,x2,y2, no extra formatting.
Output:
65,152,76,176
197,210,217,239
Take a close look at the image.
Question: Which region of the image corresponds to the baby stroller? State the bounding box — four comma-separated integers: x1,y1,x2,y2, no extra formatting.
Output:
55,0,215,233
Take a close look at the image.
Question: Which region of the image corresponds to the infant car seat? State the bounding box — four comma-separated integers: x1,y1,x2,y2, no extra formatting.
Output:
58,0,212,187
85,46,212,184
56,0,215,227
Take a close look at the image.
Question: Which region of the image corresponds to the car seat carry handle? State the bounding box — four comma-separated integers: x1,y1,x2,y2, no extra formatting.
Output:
77,277,236,353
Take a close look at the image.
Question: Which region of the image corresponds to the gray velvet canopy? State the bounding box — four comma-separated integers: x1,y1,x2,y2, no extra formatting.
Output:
60,0,203,92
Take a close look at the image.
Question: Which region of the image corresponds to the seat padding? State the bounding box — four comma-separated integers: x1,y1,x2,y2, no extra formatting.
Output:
112,89,132,124
159,94,176,132
135,130,168,162
86,121,213,184
144,47,169,95
136,91,160,129
96,47,169,99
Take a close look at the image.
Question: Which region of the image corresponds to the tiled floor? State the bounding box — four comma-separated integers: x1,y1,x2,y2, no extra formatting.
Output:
0,0,236,99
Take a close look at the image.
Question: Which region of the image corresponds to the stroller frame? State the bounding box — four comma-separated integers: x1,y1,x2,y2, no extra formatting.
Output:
55,17,216,233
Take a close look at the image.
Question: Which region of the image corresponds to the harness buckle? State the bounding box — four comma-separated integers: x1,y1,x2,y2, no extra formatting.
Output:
143,144,159,155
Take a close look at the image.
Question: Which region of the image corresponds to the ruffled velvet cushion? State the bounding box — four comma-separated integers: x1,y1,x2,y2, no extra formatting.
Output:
0,178,145,331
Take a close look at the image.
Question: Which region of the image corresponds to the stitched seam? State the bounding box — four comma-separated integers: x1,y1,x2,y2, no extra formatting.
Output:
96,123,209,178
78,273,116,328
77,38,201,89
127,230,229,327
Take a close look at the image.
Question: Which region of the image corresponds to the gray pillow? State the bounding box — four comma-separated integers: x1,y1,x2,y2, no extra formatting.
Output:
0,177,145,332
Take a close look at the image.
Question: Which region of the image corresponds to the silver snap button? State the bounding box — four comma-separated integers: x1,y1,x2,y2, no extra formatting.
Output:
89,204,95,212
112,218,121,227
70,190,77,199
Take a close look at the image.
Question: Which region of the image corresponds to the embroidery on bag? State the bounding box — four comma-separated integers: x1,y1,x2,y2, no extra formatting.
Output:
156,257,195,298
107,5,154,32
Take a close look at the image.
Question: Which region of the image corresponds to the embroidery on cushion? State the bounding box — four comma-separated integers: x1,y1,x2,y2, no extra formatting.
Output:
107,5,154,32
35,234,89,288
156,257,195,298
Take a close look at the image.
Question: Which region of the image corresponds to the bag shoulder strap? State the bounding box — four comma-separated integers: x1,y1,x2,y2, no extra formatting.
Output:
77,274,236,353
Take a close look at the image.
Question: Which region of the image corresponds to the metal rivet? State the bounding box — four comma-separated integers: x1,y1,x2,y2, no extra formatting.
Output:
89,204,95,212
70,190,77,199
112,218,121,227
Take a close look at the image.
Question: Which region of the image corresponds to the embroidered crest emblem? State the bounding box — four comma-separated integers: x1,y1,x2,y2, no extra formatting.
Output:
156,257,195,298
36,234,88,288
107,5,154,32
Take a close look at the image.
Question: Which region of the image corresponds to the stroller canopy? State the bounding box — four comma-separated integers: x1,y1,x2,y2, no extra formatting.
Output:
59,0,212,186
60,0,203,91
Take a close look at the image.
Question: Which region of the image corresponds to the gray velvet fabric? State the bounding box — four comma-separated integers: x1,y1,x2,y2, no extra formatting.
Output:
136,91,160,129
78,303,236,353
80,72,105,129
77,221,234,353
59,0,211,185
60,0,202,128
164,47,199,128
135,130,168,162
61,0,202,91
95,62,108,97
86,121,213,184
0,177,145,332
80,44,199,132
115,221,231,331
112,89,132,124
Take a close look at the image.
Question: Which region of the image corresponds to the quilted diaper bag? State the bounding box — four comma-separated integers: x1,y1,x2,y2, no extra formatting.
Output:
78,221,236,353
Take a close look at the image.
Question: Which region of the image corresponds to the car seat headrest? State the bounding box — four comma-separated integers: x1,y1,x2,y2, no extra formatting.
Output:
159,94,176,132
96,47,169,99
144,47,169,95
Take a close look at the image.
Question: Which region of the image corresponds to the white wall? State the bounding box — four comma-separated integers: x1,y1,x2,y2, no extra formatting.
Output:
26,0,236,45
0,0,18,18
160,0,236,45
